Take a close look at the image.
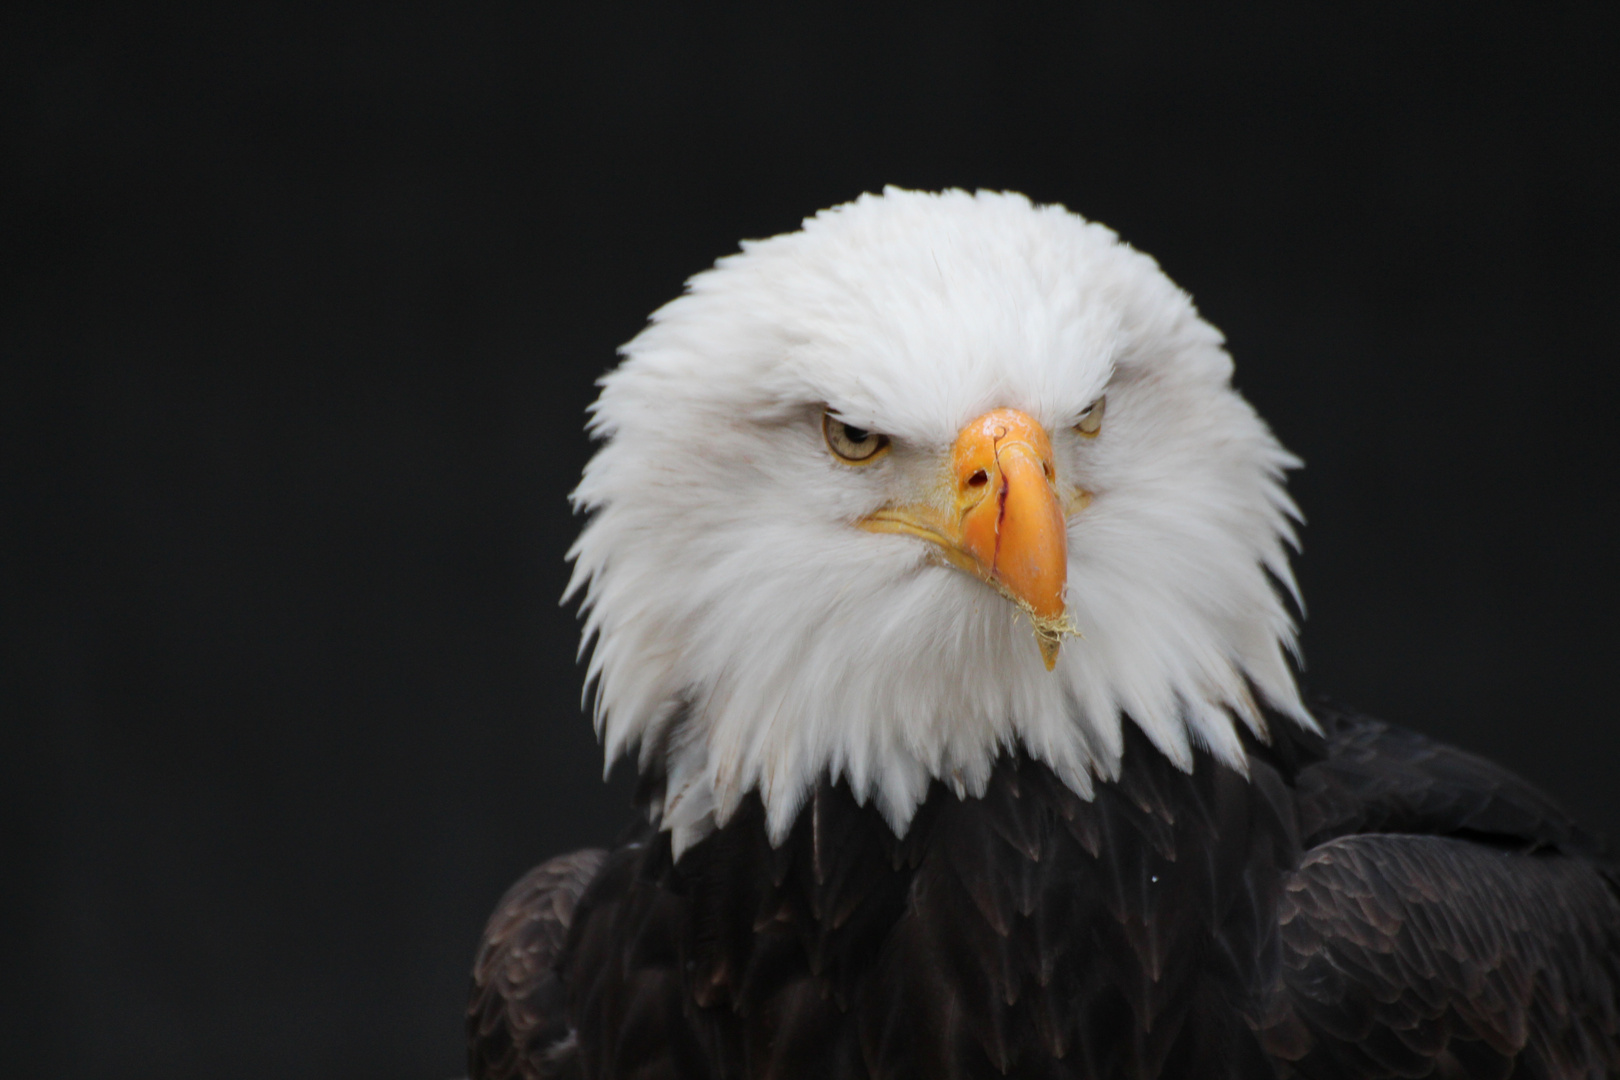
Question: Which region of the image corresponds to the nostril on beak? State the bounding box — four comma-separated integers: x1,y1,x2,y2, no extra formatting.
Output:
966,469,989,488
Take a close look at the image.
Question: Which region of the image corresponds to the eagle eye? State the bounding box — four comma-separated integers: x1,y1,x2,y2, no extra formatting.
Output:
823,413,890,464
1074,395,1106,438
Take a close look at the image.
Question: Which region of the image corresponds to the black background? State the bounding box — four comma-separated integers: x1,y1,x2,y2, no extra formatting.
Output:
4,4,1618,1078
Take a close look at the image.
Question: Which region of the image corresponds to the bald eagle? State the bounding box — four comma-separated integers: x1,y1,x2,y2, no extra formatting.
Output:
467,189,1620,1079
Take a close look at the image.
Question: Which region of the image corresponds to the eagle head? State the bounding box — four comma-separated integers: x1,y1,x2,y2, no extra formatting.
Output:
566,188,1309,854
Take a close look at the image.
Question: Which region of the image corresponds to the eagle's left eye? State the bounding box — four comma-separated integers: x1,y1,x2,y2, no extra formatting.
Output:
1074,395,1106,438
823,413,891,464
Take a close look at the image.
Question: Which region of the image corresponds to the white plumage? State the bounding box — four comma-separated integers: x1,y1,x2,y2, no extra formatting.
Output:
565,188,1310,855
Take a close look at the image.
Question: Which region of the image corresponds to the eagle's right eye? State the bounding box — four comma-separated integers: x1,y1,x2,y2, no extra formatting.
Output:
823,413,891,464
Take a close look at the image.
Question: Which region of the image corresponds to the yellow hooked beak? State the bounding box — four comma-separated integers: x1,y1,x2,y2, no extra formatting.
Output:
859,408,1076,669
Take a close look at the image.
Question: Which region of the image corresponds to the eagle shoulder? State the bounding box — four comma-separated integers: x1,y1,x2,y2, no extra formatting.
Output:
467,849,608,1080
1257,703,1620,1078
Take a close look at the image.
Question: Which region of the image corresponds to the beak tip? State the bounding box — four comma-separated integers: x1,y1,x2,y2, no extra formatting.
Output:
1038,635,1061,671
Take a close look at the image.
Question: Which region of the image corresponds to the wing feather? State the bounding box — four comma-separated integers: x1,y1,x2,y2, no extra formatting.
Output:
1296,703,1598,856
467,849,608,1080
1260,833,1620,1079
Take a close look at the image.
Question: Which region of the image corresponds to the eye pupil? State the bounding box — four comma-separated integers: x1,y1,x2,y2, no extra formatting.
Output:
822,412,890,464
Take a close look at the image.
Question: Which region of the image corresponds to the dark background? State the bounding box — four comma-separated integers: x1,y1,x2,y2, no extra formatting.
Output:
4,4,1618,1077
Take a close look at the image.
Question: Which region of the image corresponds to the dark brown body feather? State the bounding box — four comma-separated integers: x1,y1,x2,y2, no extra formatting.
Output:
469,849,607,1080
468,704,1620,1079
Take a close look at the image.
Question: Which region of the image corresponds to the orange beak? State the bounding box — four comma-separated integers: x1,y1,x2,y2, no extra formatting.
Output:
860,408,1074,669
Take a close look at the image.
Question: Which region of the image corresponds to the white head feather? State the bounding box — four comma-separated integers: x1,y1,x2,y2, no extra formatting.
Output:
565,188,1311,855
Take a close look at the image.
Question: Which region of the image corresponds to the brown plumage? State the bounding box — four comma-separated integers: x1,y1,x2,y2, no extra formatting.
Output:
467,703,1620,1079
468,849,606,1080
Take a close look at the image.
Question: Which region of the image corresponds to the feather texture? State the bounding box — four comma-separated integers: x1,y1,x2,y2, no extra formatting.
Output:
565,189,1310,852
467,850,608,1080
468,704,1620,1079
473,192,1619,1078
